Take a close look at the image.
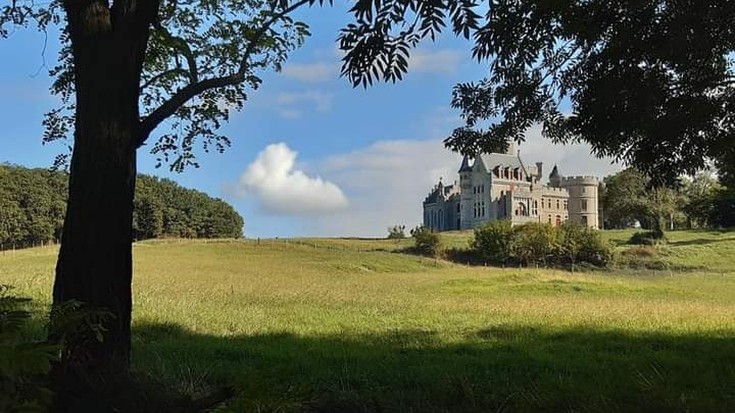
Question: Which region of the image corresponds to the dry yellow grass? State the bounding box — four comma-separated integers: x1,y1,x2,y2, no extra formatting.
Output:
1,230,733,412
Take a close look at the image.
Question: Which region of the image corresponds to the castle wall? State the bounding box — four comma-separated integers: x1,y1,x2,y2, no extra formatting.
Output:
539,186,569,226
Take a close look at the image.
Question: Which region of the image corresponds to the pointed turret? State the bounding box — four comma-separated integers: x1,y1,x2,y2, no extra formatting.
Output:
549,164,562,187
458,155,473,173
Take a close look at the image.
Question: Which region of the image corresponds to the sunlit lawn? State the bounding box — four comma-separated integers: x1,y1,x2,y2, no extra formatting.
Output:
1,230,734,412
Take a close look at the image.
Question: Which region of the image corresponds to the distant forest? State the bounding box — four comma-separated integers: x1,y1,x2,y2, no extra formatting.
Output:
0,164,243,247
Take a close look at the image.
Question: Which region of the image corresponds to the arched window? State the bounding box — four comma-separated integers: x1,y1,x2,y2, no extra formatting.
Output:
555,215,562,227
517,202,527,216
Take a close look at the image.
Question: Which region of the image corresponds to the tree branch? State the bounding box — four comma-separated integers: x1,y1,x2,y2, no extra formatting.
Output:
140,67,190,91
137,0,311,146
154,24,199,83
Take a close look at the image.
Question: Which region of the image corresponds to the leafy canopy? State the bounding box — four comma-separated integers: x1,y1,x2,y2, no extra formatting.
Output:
1,0,328,171
338,0,735,183
3,1,733,180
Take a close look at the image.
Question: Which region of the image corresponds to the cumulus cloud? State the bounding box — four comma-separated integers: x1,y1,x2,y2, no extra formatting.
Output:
282,62,335,83
306,140,462,236
233,143,348,215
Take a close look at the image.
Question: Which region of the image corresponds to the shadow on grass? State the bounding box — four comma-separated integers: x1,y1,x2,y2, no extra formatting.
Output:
667,237,735,247
132,322,735,413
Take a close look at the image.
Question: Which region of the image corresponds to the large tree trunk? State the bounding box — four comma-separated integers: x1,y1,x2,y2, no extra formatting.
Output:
51,1,153,409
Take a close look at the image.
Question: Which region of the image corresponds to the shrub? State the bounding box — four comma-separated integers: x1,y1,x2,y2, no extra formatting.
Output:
629,230,666,245
0,285,59,412
576,228,615,267
559,222,584,266
470,221,613,268
411,226,442,257
472,220,513,264
387,225,406,240
510,223,560,266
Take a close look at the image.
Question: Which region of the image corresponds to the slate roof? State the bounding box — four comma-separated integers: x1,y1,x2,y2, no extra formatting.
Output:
478,152,528,176
458,155,473,173
424,189,440,205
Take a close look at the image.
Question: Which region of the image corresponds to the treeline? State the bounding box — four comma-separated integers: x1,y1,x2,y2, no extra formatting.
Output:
600,168,735,231
0,164,243,246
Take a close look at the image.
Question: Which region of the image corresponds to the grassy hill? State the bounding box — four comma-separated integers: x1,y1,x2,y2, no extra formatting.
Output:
1,230,734,412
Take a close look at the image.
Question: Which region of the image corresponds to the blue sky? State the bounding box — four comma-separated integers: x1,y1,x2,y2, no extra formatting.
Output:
0,5,621,238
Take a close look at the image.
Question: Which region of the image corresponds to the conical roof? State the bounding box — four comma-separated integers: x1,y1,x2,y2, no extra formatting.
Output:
549,164,561,179
458,155,473,173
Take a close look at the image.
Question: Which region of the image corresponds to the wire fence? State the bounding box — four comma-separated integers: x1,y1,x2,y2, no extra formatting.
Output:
0,239,58,254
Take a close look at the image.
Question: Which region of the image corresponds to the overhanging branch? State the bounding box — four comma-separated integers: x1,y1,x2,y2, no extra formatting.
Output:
137,0,312,147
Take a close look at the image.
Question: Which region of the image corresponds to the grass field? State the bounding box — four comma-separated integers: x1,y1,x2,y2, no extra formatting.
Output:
1,230,734,412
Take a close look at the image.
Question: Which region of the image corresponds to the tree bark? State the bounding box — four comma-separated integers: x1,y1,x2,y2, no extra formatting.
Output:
51,1,154,408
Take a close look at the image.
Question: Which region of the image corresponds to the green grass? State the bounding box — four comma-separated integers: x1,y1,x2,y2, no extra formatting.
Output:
1,230,734,412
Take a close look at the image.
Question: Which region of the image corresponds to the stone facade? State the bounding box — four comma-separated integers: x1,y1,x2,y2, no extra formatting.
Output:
423,148,599,231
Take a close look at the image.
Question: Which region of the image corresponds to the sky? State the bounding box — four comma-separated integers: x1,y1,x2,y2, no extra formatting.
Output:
0,5,623,238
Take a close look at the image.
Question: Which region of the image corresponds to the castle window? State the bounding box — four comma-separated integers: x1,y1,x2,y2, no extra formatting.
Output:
547,199,552,209
582,200,588,211
564,201,568,210
555,215,562,227
548,215,552,224
582,187,586,194
582,216,588,226
556,199,560,210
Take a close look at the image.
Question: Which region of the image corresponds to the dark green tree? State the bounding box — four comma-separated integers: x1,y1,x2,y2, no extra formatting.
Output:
338,0,735,183
0,165,243,244
680,171,721,228
600,168,650,229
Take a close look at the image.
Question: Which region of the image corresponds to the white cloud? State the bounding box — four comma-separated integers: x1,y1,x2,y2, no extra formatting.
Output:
517,125,623,178
307,140,462,237
278,108,302,120
233,143,348,215
282,62,335,83
409,49,464,75
279,48,463,88
275,91,333,119
302,130,622,237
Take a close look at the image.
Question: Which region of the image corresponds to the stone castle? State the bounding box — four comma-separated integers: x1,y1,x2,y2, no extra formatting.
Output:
422,146,599,231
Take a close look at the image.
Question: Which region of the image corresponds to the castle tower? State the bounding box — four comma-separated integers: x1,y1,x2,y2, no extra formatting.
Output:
561,176,599,228
458,155,474,230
